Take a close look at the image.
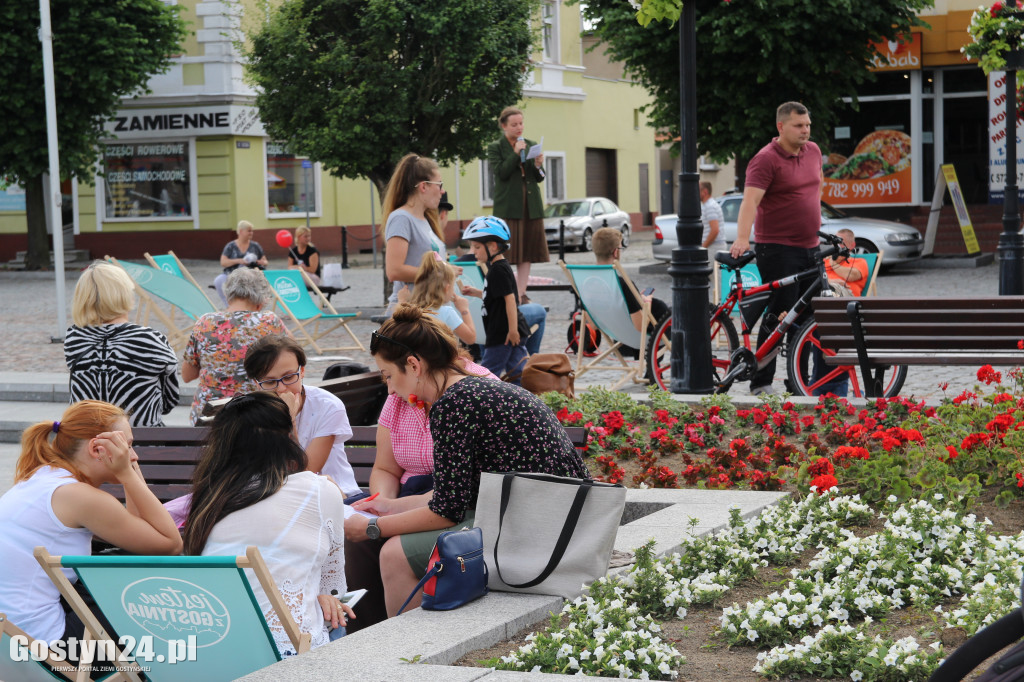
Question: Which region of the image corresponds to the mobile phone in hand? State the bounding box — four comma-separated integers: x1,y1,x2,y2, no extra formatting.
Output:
641,287,655,296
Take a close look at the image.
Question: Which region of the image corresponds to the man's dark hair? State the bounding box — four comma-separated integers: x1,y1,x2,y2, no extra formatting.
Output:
776,101,809,123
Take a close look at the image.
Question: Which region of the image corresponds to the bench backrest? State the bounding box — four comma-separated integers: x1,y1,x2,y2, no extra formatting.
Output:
813,296,1024,365
104,425,588,504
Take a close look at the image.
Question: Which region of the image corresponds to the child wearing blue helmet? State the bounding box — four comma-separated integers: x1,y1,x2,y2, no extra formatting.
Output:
460,216,530,382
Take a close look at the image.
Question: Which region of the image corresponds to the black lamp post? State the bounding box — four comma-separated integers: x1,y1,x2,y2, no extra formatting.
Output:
999,0,1024,295
668,1,714,394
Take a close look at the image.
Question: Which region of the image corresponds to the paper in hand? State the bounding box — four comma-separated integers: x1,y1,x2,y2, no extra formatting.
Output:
526,137,544,160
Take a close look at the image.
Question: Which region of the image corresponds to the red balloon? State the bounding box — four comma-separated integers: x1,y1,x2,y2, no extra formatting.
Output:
276,229,293,248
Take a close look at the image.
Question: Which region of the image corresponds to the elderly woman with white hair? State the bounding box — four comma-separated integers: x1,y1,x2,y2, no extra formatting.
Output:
64,261,179,427
183,268,287,424
214,219,268,305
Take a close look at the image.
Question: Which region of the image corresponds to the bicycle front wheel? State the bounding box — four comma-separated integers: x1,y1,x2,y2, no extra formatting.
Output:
787,318,907,398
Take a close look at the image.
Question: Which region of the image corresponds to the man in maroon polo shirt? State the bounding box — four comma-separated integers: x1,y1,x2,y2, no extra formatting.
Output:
729,101,823,395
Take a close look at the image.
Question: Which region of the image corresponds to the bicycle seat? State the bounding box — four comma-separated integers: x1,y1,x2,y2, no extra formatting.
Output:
715,250,756,270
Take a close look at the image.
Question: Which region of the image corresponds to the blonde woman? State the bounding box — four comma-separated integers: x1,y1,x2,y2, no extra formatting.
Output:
0,401,181,644
64,261,179,427
287,225,321,285
408,251,476,345
214,220,268,305
382,153,447,313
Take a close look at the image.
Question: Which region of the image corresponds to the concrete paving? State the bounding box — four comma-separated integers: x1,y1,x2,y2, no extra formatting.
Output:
238,488,789,681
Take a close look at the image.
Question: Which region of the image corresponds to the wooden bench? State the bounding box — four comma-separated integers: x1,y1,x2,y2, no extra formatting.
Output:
103,425,588,504
201,370,388,426
813,296,1024,397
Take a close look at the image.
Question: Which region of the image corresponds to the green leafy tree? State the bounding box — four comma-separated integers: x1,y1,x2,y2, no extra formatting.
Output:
579,0,931,172
245,0,537,196
0,0,187,269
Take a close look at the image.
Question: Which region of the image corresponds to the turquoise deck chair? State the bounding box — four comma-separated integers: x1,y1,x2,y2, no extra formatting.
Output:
456,262,487,345
35,546,311,682
144,251,218,309
559,261,656,389
107,257,218,351
856,252,881,297
262,269,364,354
0,612,88,681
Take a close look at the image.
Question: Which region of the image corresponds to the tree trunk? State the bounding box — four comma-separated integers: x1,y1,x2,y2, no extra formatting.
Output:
369,169,392,306
24,174,51,270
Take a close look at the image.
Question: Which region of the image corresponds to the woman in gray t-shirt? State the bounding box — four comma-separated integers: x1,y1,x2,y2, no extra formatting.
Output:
381,154,447,308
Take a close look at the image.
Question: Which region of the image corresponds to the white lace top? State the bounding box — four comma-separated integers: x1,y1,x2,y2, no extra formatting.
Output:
202,472,346,655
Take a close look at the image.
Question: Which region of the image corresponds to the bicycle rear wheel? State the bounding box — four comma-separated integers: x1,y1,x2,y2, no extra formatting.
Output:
787,318,907,398
645,305,738,392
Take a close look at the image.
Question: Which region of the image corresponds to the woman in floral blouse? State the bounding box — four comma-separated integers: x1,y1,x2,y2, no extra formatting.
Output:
182,268,287,423
344,304,588,617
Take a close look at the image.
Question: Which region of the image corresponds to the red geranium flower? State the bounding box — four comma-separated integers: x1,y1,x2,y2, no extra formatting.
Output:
810,474,839,493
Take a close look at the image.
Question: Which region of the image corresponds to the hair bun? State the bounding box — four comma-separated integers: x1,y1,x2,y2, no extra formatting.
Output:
392,303,425,323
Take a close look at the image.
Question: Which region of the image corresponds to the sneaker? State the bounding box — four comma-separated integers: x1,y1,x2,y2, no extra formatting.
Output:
751,384,776,396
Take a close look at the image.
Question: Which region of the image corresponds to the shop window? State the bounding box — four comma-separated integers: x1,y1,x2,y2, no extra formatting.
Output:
545,153,566,202
266,142,320,216
102,141,192,219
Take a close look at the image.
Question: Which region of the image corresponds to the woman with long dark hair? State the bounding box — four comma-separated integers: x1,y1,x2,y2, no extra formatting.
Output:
183,392,350,655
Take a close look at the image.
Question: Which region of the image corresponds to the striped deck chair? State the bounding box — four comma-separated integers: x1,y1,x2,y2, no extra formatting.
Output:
106,257,217,351
35,546,311,682
262,269,364,354
559,261,658,390
144,251,219,309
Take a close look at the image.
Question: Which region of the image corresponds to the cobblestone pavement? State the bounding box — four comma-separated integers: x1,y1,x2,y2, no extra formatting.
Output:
0,232,1004,400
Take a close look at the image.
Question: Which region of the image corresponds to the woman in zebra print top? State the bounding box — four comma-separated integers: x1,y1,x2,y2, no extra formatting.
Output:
64,262,180,427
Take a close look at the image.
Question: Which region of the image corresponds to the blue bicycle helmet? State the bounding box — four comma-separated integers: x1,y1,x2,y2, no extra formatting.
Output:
462,216,510,260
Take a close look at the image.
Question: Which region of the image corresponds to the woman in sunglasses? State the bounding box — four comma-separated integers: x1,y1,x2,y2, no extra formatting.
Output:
345,304,588,617
381,153,448,315
243,334,359,499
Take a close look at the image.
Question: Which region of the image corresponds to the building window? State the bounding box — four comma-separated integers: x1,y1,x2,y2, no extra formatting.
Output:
480,160,495,206
542,1,558,62
101,141,192,219
266,142,320,216
545,153,566,202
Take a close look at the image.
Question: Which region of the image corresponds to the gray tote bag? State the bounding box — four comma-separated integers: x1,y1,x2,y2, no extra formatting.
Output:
474,472,626,598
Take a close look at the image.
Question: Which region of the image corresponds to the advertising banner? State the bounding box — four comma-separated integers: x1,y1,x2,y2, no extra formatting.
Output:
868,33,922,72
987,71,1024,203
822,129,912,206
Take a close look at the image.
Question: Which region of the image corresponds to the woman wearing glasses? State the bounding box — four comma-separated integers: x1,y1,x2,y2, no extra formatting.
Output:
244,335,359,498
345,305,588,617
382,153,448,314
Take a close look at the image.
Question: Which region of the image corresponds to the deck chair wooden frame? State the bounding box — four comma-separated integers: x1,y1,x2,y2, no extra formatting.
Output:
144,251,219,310
106,257,217,351
0,612,86,681
263,269,365,354
34,546,310,682
559,261,658,390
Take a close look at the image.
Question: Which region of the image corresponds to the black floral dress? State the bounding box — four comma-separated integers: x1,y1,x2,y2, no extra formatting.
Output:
427,376,589,523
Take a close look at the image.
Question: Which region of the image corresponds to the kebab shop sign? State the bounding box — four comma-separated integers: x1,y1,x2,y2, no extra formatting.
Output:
822,129,912,206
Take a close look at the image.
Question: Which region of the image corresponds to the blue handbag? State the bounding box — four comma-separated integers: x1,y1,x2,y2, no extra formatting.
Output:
397,526,488,614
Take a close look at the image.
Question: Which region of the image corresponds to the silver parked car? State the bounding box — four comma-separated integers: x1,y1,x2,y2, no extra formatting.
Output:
544,197,631,252
652,195,923,266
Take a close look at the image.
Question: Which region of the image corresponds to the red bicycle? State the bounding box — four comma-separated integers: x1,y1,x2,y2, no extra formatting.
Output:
646,232,907,397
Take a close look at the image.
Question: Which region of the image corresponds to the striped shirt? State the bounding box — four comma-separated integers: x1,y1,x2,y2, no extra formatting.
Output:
64,323,180,427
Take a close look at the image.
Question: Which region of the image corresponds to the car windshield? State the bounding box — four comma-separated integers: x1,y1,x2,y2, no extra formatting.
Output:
545,201,591,218
821,201,847,219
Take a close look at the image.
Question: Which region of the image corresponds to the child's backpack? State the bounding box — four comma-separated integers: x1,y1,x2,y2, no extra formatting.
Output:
565,311,601,357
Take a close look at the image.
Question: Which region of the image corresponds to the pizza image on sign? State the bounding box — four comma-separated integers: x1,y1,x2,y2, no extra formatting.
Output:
822,129,911,205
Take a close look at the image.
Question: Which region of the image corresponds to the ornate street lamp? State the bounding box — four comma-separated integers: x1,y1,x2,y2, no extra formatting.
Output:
668,1,715,393
999,0,1024,295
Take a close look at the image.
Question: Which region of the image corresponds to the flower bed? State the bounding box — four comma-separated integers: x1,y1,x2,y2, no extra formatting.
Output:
470,364,1024,680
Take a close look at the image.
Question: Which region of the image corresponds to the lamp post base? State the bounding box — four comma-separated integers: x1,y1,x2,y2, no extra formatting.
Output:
997,230,1024,295
668,246,714,394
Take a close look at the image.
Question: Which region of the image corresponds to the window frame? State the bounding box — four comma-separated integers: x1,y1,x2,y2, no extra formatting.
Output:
541,0,559,63
96,137,197,225
544,152,567,203
264,140,323,219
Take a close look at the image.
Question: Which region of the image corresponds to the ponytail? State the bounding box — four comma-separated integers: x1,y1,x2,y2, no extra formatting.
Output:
16,401,126,483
